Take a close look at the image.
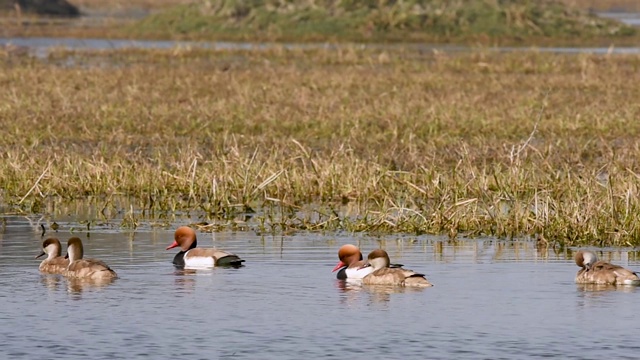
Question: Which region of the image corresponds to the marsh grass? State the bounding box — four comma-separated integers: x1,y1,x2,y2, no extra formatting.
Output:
3,0,639,45
2,47,640,245
126,0,637,45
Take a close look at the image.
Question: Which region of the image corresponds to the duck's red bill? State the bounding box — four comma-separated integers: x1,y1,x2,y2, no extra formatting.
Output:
332,261,345,272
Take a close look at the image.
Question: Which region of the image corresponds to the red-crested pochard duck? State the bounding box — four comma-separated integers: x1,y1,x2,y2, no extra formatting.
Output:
166,226,244,268
35,237,69,274
575,250,640,285
361,249,432,287
64,237,118,280
332,244,373,280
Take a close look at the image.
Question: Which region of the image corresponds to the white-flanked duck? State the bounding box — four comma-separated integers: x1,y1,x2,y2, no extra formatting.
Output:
332,244,373,280
361,249,432,287
575,250,640,285
65,237,118,280
166,226,244,268
35,237,69,274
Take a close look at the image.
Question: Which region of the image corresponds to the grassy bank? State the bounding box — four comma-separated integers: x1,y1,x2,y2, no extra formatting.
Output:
2,0,638,46
126,0,636,45
2,0,638,45
561,0,640,12
1,48,640,245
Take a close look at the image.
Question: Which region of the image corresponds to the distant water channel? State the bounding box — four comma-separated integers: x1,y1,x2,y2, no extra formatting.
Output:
3,35,640,59
2,10,639,57
2,214,640,359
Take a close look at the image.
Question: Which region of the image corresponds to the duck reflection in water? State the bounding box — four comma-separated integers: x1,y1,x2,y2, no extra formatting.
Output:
576,283,638,293
173,269,197,294
66,276,117,296
39,274,64,291
336,279,389,306
336,278,429,308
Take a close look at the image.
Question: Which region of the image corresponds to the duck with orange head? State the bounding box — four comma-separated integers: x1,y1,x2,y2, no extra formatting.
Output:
166,226,245,268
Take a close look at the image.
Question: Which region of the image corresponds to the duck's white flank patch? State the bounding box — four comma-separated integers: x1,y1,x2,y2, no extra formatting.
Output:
184,251,215,268
345,266,373,279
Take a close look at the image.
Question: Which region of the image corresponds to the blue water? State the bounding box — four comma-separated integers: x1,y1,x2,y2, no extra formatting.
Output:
1,216,640,359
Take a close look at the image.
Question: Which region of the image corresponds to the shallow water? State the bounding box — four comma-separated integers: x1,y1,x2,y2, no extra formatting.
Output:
1,216,640,359
599,12,640,26
3,36,640,60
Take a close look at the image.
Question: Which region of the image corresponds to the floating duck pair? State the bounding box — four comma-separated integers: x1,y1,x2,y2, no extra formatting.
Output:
332,244,432,287
36,237,117,279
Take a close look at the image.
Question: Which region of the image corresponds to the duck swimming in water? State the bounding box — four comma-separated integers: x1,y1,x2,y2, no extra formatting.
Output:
574,250,640,285
35,237,69,274
64,237,117,280
166,226,244,268
360,249,432,287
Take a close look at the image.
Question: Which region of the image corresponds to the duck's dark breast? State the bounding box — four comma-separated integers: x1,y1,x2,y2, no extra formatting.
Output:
173,251,186,268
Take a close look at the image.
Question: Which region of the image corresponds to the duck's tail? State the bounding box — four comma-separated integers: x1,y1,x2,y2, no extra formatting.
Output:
216,255,245,268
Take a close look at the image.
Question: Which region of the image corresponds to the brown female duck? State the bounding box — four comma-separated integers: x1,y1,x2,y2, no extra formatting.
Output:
65,237,117,280
35,237,69,274
575,250,640,285
361,249,432,287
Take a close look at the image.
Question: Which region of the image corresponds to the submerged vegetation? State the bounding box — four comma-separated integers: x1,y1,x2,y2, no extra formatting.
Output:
1,47,640,246
128,0,636,44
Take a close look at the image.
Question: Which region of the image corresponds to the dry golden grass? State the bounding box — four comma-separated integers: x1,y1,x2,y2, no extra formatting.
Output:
1,47,640,245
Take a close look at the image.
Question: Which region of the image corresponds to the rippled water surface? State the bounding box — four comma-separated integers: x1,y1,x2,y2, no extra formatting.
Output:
2,216,640,359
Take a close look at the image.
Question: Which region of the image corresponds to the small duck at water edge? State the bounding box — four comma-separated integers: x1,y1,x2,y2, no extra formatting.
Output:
574,250,640,286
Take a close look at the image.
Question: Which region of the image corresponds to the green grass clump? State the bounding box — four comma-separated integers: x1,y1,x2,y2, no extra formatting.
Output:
2,47,640,245
127,0,636,44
